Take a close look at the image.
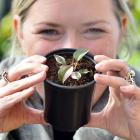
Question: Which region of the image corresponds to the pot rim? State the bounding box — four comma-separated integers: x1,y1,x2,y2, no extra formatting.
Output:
45,48,96,89
46,78,95,89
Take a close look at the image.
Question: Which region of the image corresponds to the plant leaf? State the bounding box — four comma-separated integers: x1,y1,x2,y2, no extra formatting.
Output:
71,72,82,80
73,48,89,62
54,54,66,65
58,65,74,83
79,69,90,74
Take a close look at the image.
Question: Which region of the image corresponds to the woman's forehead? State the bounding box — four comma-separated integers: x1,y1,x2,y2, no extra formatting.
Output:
25,0,115,25
29,0,113,15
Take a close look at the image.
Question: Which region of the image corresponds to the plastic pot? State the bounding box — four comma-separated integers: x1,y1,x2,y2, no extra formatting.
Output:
44,48,96,132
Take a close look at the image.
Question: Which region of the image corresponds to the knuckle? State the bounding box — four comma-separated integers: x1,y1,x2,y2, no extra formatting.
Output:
17,92,24,101
40,71,47,80
8,82,21,92
129,108,139,118
119,59,125,63
2,95,12,102
43,70,47,76
29,55,46,62
8,66,22,81
119,59,127,67
42,65,48,71
129,85,137,92
32,55,42,58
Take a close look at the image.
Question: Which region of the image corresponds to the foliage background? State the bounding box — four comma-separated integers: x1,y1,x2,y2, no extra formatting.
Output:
127,0,140,68
0,0,140,68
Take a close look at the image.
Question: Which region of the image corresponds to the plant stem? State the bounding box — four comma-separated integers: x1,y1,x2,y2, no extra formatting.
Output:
73,62,78,71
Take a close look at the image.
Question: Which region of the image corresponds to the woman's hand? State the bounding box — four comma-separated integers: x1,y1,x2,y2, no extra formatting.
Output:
87,55,140,140
0,55,48,132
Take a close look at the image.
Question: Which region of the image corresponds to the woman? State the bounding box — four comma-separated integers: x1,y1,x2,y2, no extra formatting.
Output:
0,0,140,140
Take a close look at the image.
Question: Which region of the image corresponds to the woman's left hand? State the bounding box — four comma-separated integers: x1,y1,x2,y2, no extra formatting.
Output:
87,55,140,140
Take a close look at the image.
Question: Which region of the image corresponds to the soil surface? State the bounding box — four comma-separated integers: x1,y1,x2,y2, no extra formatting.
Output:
46,54,96,86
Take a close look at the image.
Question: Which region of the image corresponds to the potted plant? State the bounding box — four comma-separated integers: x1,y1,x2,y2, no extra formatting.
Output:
44,48,96,132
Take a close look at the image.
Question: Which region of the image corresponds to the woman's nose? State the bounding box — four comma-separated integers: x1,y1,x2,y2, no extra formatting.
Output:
61,34,79,49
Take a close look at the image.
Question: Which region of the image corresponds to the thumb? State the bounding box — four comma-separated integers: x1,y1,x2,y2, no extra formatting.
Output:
24,107,46,125
85,112,106,129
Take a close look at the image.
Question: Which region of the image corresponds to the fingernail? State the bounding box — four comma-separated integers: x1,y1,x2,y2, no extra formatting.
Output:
94,55,99,61
95,63,102,69
40,57,47,64
94,73,101,79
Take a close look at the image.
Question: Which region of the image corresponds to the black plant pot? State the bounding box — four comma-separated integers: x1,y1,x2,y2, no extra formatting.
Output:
44,48,96,132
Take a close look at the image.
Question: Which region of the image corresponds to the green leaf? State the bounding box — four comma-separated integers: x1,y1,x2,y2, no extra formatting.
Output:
58,65,74,83
73,48,89,62
54,55,66,65
71,72,81,80
79,69,90,74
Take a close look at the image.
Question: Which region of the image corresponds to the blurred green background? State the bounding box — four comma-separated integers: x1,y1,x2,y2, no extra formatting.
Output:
128,0,140,69
0,0,140,68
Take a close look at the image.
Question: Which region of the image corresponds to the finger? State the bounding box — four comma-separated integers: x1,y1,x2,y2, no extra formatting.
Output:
94,73,128,88
120,85,140,99
0,79,9,87
8,63,48,82
0,56,47,88
0,87,34,110
85,112,105,129
24,107,46,124
94,55,111,62
95,59,128,77
22,55,46,63
0,71,46,98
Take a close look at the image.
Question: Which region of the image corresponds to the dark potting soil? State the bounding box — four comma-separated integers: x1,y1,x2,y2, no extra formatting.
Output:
46,55,95,86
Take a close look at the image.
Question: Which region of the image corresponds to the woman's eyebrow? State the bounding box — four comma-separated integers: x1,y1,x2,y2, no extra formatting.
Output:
34,22,61,27
82,20,111,26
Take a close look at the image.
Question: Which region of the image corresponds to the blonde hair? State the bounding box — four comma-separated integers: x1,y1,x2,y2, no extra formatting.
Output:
8,0,36,59
9,0,138,59
12,0,36,22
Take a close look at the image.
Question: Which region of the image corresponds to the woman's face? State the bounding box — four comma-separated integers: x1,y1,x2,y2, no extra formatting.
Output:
16,0,124,58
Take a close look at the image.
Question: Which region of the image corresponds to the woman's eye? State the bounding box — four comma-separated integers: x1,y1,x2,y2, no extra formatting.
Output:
86,28,104,33
40,29,59,36
84,28,106,39
38,29,62,40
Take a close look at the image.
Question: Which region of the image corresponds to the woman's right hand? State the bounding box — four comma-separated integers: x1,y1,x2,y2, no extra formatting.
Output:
0,55,48,132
